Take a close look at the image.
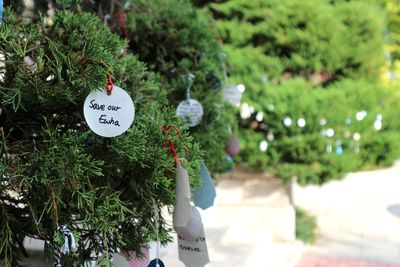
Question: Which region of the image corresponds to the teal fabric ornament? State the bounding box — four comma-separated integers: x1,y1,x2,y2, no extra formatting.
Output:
221,155,234,173
0,0,3,24
193,163,216,210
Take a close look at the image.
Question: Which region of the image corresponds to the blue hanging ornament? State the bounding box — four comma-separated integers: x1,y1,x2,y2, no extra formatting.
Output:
336,145,343,155
193,163,216,210
0,0,3,24
148,258,165,267
221,155,234,173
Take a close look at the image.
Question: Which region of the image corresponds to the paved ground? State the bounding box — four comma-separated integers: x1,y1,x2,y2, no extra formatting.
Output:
294,162,400,266
298,253,400,267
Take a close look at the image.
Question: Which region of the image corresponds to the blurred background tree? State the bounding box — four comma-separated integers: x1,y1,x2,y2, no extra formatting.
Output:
193,0,400,184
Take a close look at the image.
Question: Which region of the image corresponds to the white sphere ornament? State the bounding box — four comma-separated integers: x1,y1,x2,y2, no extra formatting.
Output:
297,118,306,128
237,84,246,93
240,103,251,120
256,112,264,122
374,120,382,131
356,110,367,121
326,128,335,138
353,132,361,141
259,140,268,152
283,117,292,127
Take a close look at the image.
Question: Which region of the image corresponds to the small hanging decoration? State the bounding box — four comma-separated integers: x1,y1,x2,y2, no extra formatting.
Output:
335,140,343,155
147,205,165,267
176,74,204,127
148,258,165,267
177,207,209,267
225,127,240,158
283,116,292,127
82,60,135,137
0,0,2,25
221,155,234,173
193,162,216,210
53,225,77,267
225,136,240,157
173,163,193,237
221,69,243,106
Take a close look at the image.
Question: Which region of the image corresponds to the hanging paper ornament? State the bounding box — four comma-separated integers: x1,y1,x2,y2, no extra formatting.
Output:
173,163,192,237
259,140,268,152
326,128,335,138
175,206,203,242
177,208,209,267
283,117,292,127
176,99,204,127
225,136,240,157
221,155,234,173
335,141,343,155
320,118,327,126
222,84,242,106
356,110,367,121
297,118,306,128
374,120,382,131
0,0,2,25
176,74,204,127
267,131,275,141
193,163,216,210
83,86,135,137
148,258,165,267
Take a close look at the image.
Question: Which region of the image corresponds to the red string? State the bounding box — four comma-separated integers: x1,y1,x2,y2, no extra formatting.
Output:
115,11,130,41
162,125,187,166
106,72,114,95
78,57,114,95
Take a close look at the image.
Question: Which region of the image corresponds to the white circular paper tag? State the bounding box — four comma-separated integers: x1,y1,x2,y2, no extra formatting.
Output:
176,99,204,127
83,86,135,137
222,84,242,105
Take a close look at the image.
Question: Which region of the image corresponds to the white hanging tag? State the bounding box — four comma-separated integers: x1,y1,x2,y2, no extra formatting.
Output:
222,84,242,105
173,163,192,228
174,206,202,242
176,99,204,127
83,86,135,137
177,208,209,267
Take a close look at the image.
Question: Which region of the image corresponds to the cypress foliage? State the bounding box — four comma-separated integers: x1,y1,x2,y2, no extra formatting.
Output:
0,7,202,266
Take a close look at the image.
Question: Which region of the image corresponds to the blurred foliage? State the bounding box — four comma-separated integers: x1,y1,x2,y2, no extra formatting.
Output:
237,79,400,185
210,0,385,83
191,0,400,184
295,208,317,244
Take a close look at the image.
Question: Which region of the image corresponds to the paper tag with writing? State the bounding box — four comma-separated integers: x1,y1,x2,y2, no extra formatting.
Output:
176,99,203,127
83,86,135,137
222,84,242,105
175,206,202,242
193,163,216,210
178,208,209,267
173,163,192,228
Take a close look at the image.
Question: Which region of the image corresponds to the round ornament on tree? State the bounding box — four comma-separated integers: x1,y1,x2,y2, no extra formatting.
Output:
225,136,240,157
